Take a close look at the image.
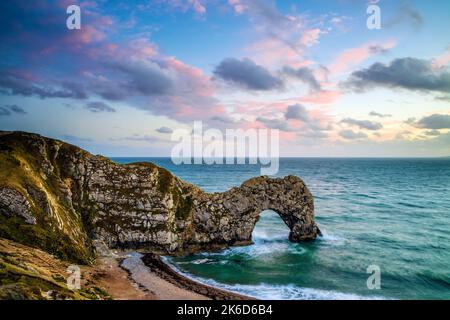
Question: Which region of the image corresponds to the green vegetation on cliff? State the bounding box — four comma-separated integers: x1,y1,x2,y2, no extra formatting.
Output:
0,132,94,264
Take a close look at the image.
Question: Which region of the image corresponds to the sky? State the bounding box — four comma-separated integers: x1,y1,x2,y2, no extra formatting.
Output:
0,0,450,157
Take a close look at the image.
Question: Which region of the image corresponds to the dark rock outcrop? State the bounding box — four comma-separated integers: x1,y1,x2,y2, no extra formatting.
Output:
0,131,320,262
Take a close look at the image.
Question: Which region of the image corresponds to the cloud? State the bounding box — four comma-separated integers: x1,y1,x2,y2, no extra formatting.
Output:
282,103,333,137
299,29,322,48
436,95,450,102
155,126,173,134
85,101,116,113
395,130,412,140
433,48,450,69
329,42,396,74
210,115,241,124
232,1,328,68
110,61,173,96
369,111,392,118
82,72,128,101
415,114,450,129
213,58,283,91
123,134,167,143
368,45,391,55
385,3,423,31
228,0,247,14
254,103,333,141
0,104,27,116
236,0,299,41
282,67,321,91
187,0,206,14
424,130,441,137
341,118,383,131
344,57,450,94
161,0,206,14
256,116,294,131
404,117,416,125
298,129,328,140
245,38,314,69
231,0,327,52
339,130,368,140
0,74,87,100
85,60,174,101
298,89,341,105
285,104,310,122
0,2,219,124
0,0,113,60
79,50,217,122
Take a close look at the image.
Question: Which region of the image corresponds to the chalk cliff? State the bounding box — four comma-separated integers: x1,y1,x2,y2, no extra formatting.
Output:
0,131,320,263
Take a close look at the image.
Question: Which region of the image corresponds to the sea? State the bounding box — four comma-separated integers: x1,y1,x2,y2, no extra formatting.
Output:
112,158,450,300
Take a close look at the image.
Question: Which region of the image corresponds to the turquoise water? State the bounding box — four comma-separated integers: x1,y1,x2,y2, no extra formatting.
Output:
113,158,450,300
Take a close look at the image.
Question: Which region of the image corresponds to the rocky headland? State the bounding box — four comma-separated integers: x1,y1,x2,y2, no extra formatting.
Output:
0,131,320,299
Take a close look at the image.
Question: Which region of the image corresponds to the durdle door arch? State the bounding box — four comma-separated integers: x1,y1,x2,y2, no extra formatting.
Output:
189,176,322,249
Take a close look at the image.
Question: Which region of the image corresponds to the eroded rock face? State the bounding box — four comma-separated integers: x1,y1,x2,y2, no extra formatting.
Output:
0,188,35,225
0,131,320,259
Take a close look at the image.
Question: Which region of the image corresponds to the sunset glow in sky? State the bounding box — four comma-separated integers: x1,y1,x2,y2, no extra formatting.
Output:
1,0,450,156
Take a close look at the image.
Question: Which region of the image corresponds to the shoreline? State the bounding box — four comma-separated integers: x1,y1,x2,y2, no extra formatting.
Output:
116,251,253,300
141,253,254,300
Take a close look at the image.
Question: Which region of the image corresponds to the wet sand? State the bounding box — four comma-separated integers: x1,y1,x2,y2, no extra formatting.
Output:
117,252,252,300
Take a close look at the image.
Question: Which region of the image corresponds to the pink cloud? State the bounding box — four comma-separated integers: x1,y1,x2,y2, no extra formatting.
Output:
328,41,397,74
62,8,113,48
299,90,341,105
86,38,157,61
433,49,450,69
228,0,247,14
280,131,297,141
75,25,106,44
236,2,323,68
167,96,225,120
163,0,206,14
234,100,288,117
128,38,159,59
164,57,214,97
87,39,208,95
298,28,322,47
189,0,206,14
246,38,314,69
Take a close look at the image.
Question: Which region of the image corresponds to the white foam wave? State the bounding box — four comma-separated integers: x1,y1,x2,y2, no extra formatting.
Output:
317,230,346,245
253,229,286,242
163,257,386,300
196,241,290,258
191,258,215,265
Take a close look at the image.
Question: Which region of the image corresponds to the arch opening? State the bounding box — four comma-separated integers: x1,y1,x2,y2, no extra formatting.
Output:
251,210,291,243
